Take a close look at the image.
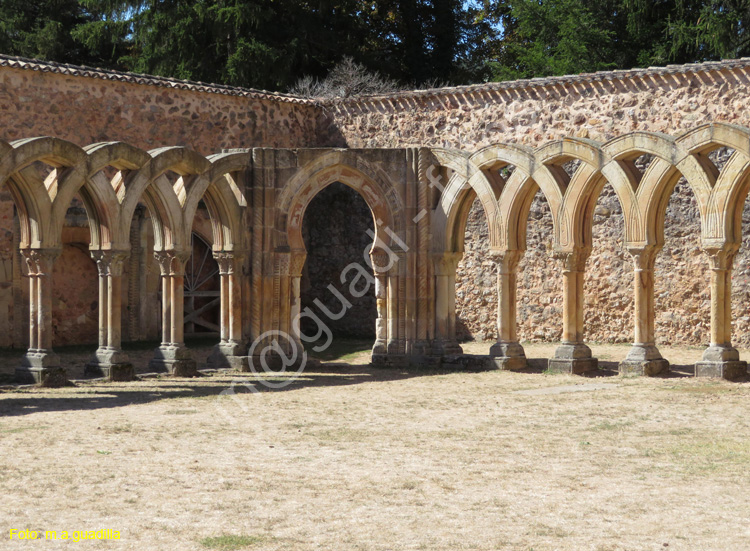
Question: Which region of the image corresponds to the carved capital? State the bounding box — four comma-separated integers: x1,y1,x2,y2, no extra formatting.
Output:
553,248,590,272
433,252,463,276
289,250,307,278
370,249,392,275
703,243,739,271
213,251,240,275
20,248,61,276
490,249,523,274
154,250,190,276
91,250,129,277
626,245,660,272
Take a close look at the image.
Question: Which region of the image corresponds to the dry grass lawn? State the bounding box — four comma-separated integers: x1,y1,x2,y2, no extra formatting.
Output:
1,340,750,550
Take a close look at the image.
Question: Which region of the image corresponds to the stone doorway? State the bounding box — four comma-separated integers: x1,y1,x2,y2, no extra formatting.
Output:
300,182,377,341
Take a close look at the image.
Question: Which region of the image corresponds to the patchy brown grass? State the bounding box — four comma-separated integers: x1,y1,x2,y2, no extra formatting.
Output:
1,340,750,550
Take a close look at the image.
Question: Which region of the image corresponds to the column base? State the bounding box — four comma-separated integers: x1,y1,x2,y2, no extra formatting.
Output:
411,340,433,355
431,339,463,356
17,350,67,387
489,341,527,371
373,353,487,370
695,345,747,380
15,366,68,387
149,345,198,377
619,344,669,376
86,348,135,381
548,343,598,374
208,341,249,371
695,361,747,379
619,359,670,376
372,339,388,356
85,362,136,382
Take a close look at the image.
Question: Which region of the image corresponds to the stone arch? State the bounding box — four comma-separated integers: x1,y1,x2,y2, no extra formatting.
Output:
533,137,631,252
676,123,750,245
277,153,404,254
435,171,477,254
184,151,250,252
120,147,210,252
470,143,543,253
0,137,87,248
431,148,501,253
601,132,690,248
49,142,150,250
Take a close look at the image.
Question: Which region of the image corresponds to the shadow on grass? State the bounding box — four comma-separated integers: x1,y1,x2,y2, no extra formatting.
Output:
3,340,745,416
0,364,428,417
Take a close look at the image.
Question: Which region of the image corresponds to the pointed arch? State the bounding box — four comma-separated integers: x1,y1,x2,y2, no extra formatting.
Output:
184,151,251,252
0,137,87,248
48,142,150,250
120,147,209,251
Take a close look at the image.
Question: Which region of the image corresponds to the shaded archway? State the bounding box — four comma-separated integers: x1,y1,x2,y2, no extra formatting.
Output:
300,182,377,343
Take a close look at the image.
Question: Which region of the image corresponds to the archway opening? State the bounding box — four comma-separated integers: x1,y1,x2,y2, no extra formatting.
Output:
456,196,496,343
654,175,707,367
52,192,98,349
583,180,631,368
517,188,561,362
300,182,376,359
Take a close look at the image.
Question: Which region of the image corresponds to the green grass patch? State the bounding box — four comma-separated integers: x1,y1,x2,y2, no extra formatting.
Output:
663,383,732,395
307,339,372,362
165,408,199,415
200,534,266,550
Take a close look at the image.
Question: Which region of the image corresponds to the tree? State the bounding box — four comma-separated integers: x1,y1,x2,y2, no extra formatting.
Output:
289,56,400,98
662,0,750,61
0,0,96,64
492,0,618,80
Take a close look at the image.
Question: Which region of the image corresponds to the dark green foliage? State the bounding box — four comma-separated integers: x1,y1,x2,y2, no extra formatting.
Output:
3,0,750,90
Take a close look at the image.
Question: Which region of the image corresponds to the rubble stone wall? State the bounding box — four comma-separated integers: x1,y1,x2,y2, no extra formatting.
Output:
0,64,331,153
328,64,750,348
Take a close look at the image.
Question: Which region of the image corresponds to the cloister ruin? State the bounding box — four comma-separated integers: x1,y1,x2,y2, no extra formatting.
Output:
3,54,750,385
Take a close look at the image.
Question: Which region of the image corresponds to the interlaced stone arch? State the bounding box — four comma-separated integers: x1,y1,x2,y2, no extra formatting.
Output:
120,147,208,252
4,126,750,385
430,148,502,254
186,151,250,253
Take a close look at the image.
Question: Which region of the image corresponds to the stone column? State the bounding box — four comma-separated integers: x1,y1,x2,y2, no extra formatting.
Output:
85,250,134,381
16,248,66,386
432,252,463,356
489,250,526,370
149,250,197,376
619,246,669,376
386,268,401,356
209,251,248,370
548,248,598,374
371,251,389,363
695,245,747,379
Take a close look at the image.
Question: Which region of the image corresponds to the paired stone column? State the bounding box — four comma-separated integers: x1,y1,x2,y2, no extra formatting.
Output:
695,244,747,379
620,246,669,376
85,250,134,381
208,251,247,370
489,250,526,370
16,248,66,386
149,250,197,376
548,248,598,374
432,252,463,356
371,250,389,358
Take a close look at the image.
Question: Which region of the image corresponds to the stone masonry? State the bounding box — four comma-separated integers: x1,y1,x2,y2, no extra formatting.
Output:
4,55,750,385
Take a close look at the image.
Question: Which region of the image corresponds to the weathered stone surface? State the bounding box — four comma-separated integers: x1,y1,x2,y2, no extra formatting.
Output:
5,56,750,385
